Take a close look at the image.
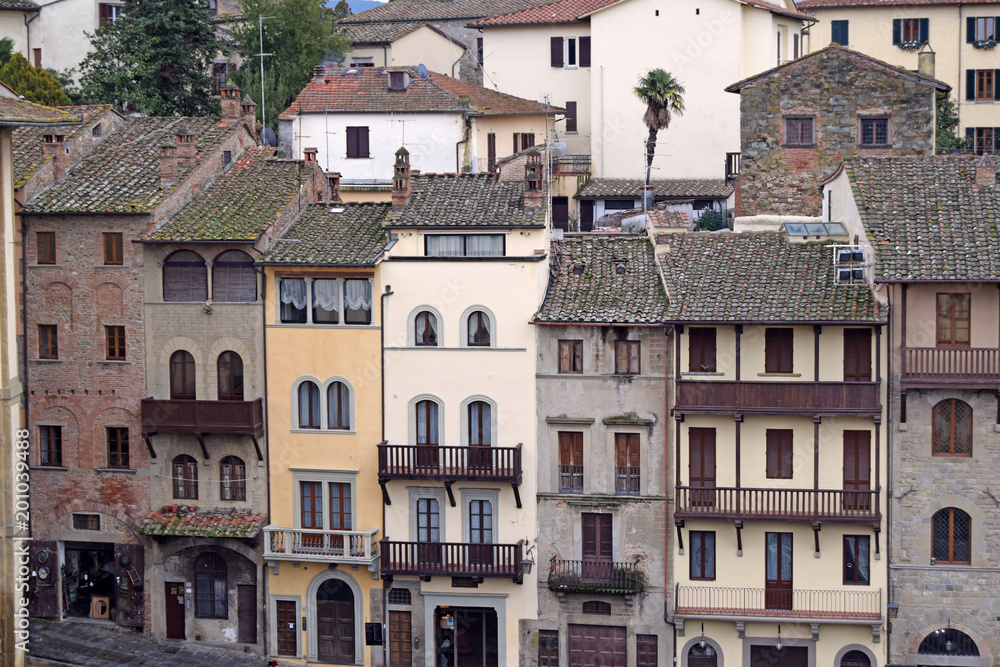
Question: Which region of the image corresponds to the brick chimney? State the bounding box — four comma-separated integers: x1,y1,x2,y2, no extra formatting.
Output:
976,153,996,187
392,147,411,208
524,149,543,207
159,142,179,187
41,134,69,180
220,82,242,120
313,65,326,87
240,96,257,128
328,172,342,203
304,147,318,163
175,125,197,172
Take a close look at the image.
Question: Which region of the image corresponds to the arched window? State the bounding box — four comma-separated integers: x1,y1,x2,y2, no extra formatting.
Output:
327,381,350,430
414,311,438,346
220,455,246,501
194,552,227,619
416,400,439,445
172,454,198,500
918,628,980,656
170,350,196,399
217,351,244,401
932,507,971,564
297,381,320,429
212,250,256,302
467,310,491,347
468,400,492,446
840,650,871,667
933,399,972,456
688,643,718,667
163,250,207,302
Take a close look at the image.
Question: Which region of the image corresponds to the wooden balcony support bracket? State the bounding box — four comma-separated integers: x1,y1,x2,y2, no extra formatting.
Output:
675,522,685,554
196,434,209,461
735,521,743,556
512,482,522,509
873,523,881,558
380,482,391,506
872,623,881,643
142,433,157,459
444,481,456,507
813,522,821,556
900,390,907,424
251,435,263,462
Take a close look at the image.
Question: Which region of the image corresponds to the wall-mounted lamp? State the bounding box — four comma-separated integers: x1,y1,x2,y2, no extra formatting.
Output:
699,623,706,649
775,625,783,652
887,602,899,619
521,540,535,575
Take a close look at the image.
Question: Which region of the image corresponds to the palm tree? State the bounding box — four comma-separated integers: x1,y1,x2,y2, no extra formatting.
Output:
633,69,685,186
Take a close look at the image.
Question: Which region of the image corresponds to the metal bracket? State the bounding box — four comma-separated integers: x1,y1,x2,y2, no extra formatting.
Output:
379,482,391,506
813,523,821,556
675,523,685,554
142,434,157,459
250,435,263,462
512,483,522,509
196,434,209,461
444,481,456,507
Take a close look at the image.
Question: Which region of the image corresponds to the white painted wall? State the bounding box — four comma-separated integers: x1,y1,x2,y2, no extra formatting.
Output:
346,26,466,76
33,0,100,75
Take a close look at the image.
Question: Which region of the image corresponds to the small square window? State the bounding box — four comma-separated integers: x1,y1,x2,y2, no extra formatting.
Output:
784,117,814,146
389,72,405,91
558,340,582,373
92,123,102,138
223,150,232,167
105,326,126,360
40,425,62,466
37,232,55,265
107,427,129,468
103,232,123,265
73,514,101,530
38,325,58,359
860,118,889,146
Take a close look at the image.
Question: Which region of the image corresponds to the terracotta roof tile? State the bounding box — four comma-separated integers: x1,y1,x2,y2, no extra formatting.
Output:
262,202,389,265
648,207,690,228
472,0,619,26
737,0,816,20
534,235,667,324
341,0,551,23
576,178,733,199
659,232,884,322
796,0,994,8
0,96,78,125
12,105,108,188
343,20,427,43
846,155,1000,281
139,506,267,538
387,173,547,228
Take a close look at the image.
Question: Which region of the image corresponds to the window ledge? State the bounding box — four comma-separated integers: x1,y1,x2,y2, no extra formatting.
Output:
681,371,724,377
268,323,377,330
857,144,892,149
757,372,802,377
291,428,357,435
33,466,68,471
96,265,127,269
782,144,816,149
545,417,596,425
98,360,131,365
33,359,62,364
344,156,373,160
30,264,62,268
95,468,136,474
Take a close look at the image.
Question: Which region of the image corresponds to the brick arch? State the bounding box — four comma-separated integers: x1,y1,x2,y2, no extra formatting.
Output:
34,404,80,466
50,498,145,543
908,621,991,661
88,272,129,291
95,282,124,320
89,405,142,467
209,244,262,262
41,271,78,290
42,281,74,324
156,539,262,565
922,494,985,524
207,337,252,364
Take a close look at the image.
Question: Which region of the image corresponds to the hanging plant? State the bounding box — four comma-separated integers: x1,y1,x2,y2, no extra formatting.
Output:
973,39,997,50
897,40,923,51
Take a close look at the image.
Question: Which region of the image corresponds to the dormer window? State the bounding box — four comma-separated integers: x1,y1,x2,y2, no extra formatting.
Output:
389,72,406,91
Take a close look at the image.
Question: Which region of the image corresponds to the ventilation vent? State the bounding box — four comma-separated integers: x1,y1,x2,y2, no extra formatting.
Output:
582,600,612,615
388,588,411,605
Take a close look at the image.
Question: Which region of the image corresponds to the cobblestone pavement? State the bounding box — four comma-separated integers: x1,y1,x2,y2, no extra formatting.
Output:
25,619,265,666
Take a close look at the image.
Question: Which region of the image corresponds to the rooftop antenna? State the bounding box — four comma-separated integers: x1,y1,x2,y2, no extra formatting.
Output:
255,14,276,141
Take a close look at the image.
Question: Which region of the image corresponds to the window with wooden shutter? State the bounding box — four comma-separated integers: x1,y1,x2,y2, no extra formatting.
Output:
163,250,208,302
579,36,591,67
346,126,370,158
558,431,583,493
582,513,612,560
615,433,640,495
614,340,640,374
936,293,971,346
765,429,793,479
550,36,564,67
36,232,55,264
688,328,716,372
40,425,62,466
831,20,849,45
521,133,535,149
566,101,578,133
764,328,793,373
103,232,123,265
487,133,496,170
558,340,583,373
212,250,256,302
843,328,872,382
173,455,198,499
688,427,716,507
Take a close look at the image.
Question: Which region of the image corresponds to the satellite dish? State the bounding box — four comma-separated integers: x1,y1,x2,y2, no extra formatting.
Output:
417,63,428,79
550,142,567,158
260,126,277,147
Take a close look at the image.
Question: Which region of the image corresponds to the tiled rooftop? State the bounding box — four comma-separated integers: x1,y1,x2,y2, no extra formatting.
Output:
262,202,389,265
796,0,993,8
0,0,39,11
25,116,240,214
472,0,618,26
534,235,667,324
0,96,79,126
279,67,555,119
139,506,267,538
737,0,816,20
648,208,690,228
387,173,547,228
847,155,1000,282
341,0,549,23
142,148,307,241
659,232,884,322
12,105,109,188
576,178,733,199
343,20,434,43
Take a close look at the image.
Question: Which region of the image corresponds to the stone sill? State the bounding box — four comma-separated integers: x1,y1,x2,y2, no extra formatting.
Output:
756,372,802,377
33,466,68,472
95,468,137,474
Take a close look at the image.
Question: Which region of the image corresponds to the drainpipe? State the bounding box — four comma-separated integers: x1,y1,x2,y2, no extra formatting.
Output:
451,51,464,79
17,203,29,537
379,284,393,667
257,263,272,660
884,285,893,664
663,325,678,665
956,3,964,136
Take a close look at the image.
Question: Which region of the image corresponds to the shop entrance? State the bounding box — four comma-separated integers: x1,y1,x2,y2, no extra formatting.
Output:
434,607,498,667
63,542,116,619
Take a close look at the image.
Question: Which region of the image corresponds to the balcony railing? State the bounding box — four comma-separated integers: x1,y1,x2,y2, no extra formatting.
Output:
675,585,882,622
380,540,525,583
901,347,1000,388
559,464,583,493
615,466,640,495
263,526,379,565
378,444,522,484
548,558,643,594
553,155,592,176
141,398,264,438
674,380,880,416
674,486,880,523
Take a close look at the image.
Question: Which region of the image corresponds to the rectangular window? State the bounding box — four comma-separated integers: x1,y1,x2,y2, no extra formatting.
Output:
389,72,405,90
312,278,339,324
793,33,800,59
968,16,997,41
346,126,370,158
558,340,583,373
98,3,123,23
688,327,717,372
843,535,870,585
343,278,372,324
487,133,496,170
280,278,307,323
38,325,58,359
279,277,372,325
220,458,246,501
893,17,927,44
103,232,123,265
107,427,129,468
765,429,793,479
350,57,374,68
936,293,971,346
40,425,62,466
976,70,995,100
565,101,578,133
223,150,232,167
784,117,814,145
32,48,41,68
424,234,504,257
550,36,564,67
73,514,101,530
566,37,577,67
476,37,484,65
579,36,591,67
615,433,640,495
105,325,126,360
93,122,102,138
614,340,640,374
211,62,227,94
37,232,55,264
860,118,889,146
538,629,559,667
972,127,999,154
521,133,535,150
558,431,584,493
901,17,921,41
173,458,198,500
764,328,793,373
690,531,716,580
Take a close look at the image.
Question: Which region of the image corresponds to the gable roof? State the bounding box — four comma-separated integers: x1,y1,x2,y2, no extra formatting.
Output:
846,155,1000,282
387,173,547,228
279,68,557,119
580,0,814,21
141,148,309,242
0,96,79,126
471,0,618,26
659,232,884,323
575,178,733,199
796,0,994,8
25,116,242,214
261,202,389,266
12,105,109,188
342,20,464,47
341,0,550,23
534,235,667,324
726,44,950,92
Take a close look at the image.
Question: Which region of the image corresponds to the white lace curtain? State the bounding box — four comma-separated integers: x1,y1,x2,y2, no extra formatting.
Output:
426,235,464,256
313,279,340,312
280,279,307,309
345,280,372,310
465,235,503,256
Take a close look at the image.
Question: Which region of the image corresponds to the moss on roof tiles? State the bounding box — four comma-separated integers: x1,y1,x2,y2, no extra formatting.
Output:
262,202,389,265
387,173,546,228
0,96,78,125
12,105,108,188
576,178,733,199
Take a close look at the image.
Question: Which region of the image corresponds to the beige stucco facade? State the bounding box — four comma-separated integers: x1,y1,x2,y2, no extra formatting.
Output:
347,26,466,78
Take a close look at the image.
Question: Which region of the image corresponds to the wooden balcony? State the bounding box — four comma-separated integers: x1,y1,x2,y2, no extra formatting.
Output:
674,380,880,416
901,347,1000,389
674,585,882,623
141,398,264,460
548,558,643,594
380,540,525,583
263,526,379,566
377,444,523,507
674,486,881,524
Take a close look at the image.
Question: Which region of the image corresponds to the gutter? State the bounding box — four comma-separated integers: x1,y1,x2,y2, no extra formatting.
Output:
17,202,29,537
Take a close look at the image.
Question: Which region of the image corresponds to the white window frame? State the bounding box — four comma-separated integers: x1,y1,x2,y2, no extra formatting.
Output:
408,394,445,446
565,37,578,69
274,276,373,326
291,376,355,433
408,487,447,542
407,306,444,347
291,468,358,532
459,395,498,447
460,488,499,543
460,305,497,348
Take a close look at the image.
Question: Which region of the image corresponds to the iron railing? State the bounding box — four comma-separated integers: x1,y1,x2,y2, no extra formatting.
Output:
675,585,881,621
548,558,643,593
553,155,592,175
674,486,880,522
378,444,522,483
380,540,525,582
263,526,379,564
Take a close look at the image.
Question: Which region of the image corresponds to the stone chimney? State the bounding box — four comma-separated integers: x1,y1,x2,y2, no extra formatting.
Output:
240,96,257,127
524,149,543,207
160,143,179,187
175,125,197,172
313,65,326,87
328,172,342,203
41,134,69,180
304,147,318,163
392,147,411,208
976,153,996,187
220,82,242,121
918,42,935,79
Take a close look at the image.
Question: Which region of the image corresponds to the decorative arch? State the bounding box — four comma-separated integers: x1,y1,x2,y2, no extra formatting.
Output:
407,305,443,347
932,398,972,456
90,406,140,469
834,644,878,667
163,250,208,302
460,305,497,347
460,394,498,447
680,636,725,667
212,249,256,302
217,351,244,401
305,569,364,664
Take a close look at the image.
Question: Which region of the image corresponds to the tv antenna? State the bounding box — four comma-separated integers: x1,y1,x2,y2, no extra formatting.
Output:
255,14,276,140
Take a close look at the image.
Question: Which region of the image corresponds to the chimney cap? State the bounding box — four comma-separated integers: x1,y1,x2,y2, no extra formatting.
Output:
395,146,410,156
978,153,996,169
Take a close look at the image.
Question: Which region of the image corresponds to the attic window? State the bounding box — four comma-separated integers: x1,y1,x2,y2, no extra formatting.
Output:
389,72,405,91
615,262,626,274
92,123,102,138
834,245,868,285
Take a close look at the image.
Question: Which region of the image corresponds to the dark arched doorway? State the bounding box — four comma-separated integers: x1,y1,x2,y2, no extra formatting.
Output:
316,579,355,663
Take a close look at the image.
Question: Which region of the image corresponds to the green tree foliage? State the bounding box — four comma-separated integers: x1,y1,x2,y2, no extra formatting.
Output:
634,69,685,186
0,53,71,105
0,37,14,66
78,0,221,116
694,210,728,232
232,0,351,131
332,0,352,20
935,91,967,154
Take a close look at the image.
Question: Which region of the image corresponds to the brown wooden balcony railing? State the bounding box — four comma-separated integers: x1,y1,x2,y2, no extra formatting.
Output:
263,526,379,565
902,347,1000,388
141,398,264,460
674,486,881,523
675,585,881,621
380,540,525,582
553,155,591,176
674,380,880,415
548,558,643,594
378,444,522,484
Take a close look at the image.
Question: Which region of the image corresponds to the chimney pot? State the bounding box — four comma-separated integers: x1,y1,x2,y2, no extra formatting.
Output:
328,172,342,203
976,153,996,187
174,125,197,172
304,147,318,163
313,65,326,87
159,143,179,187
524,149,544,207
220,81,242,120
918,42,935,78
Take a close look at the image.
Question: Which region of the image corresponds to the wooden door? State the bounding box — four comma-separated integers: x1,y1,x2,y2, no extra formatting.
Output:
579,200,594,232
114,543,144,627
416,498,441,568
843,329,872,381
27,541,58,618
750,645,808,667
689,428,716,507
317,601,355,663
165,582,185,640
275,600,297,656
765,532,793,611
581,513,612,583
469,499,494,567
415,400,439,468
843,431,872,511
487,133,496,171
467,401,492,471
614,433,640,494
237,584,256,643
568,624,627,667
552,197,569,231
389,610,413,667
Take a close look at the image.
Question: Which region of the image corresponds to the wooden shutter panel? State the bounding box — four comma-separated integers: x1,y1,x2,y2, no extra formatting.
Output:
347,128,358,158
582,514,597,558
892,18,901,44
559,342,570,371
512,133,519,153
615,341,627,373
919,18,929,42
360,127,370,157
579,36,591,67
99,3,109,22
598,514,612,558
579,200,594,231
766,432,780,478
967,16,976,42
566,101,577,132
994,127,1000,152
573,341,582,371
995,70,1000,100
559,432,571,465
629,341,640,373
550,36,564,67
966,127,976,145
967,69,976,101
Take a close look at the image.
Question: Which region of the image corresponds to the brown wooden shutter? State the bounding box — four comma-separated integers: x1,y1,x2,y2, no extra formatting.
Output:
689,328,717,372
559,432,582,466
598,514,612,558
629,341,640,373
359,126,370,157
582,513,597,557
512,133,519,153
579,36,591,67
843,329,872,381
689,428,716,487
765,328,793,373
522,133,535,149
347,127,358,157
583,513,612,559
573,340,582,371
559,341,570,372
99,3,109,22
615,341,627,373
566,101,577,132
766,429,793,478
551,36,564,67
